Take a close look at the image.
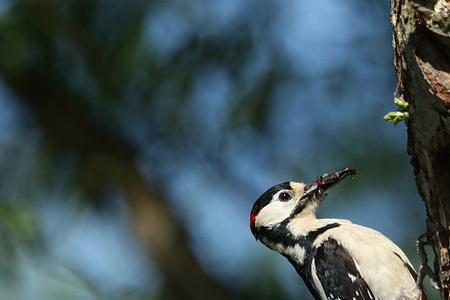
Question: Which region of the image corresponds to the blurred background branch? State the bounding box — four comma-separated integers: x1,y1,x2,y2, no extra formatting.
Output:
0,63,243,300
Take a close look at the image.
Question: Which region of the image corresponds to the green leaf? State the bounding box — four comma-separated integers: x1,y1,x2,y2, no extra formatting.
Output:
384,111,409,125
393,97,409,111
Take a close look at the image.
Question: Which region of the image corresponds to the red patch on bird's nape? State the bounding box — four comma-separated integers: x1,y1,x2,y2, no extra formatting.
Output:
250,213,257,235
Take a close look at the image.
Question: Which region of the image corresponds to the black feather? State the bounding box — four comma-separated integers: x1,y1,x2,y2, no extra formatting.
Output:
264,223,341,300
314,238,375,300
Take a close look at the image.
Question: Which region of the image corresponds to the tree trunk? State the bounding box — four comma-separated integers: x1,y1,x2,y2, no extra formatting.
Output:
391,0,450,299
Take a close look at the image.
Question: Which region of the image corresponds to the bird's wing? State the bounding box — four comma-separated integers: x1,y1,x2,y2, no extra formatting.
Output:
312,238,375,300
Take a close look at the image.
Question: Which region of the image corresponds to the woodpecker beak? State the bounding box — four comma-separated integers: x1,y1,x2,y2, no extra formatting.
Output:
302,168,357,200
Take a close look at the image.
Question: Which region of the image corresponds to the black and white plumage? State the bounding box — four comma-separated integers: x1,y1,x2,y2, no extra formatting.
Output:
250,168,422,300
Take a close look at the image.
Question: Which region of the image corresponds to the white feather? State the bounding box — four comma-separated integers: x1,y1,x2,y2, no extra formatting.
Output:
311,257,328,300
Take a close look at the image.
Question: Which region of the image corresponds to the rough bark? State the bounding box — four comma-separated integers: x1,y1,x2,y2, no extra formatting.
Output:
391,0,450,299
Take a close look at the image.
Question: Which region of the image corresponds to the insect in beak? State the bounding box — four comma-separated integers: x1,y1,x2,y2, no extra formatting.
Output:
301,168,357,200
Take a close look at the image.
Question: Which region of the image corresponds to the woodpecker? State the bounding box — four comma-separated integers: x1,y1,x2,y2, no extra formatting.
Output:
250,168,424,300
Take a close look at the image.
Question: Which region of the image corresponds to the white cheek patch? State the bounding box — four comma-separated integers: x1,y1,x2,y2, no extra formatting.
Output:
255,199,297,228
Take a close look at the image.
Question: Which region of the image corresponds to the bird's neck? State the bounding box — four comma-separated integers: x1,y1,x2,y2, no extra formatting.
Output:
261,215,345,256
259,215,351,289
276,217,345,272
286,215,343,238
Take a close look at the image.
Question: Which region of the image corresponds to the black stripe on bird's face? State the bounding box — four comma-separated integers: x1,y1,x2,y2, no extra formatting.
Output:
250,182,292,236
258,222,341,249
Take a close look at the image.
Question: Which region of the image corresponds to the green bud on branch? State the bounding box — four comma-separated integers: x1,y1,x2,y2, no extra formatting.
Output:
384,96,410,125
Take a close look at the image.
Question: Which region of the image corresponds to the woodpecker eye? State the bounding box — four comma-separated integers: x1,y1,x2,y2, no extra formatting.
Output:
278,192,292,202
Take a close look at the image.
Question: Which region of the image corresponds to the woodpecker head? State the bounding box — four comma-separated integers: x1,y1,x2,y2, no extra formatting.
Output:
250,168,357,240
